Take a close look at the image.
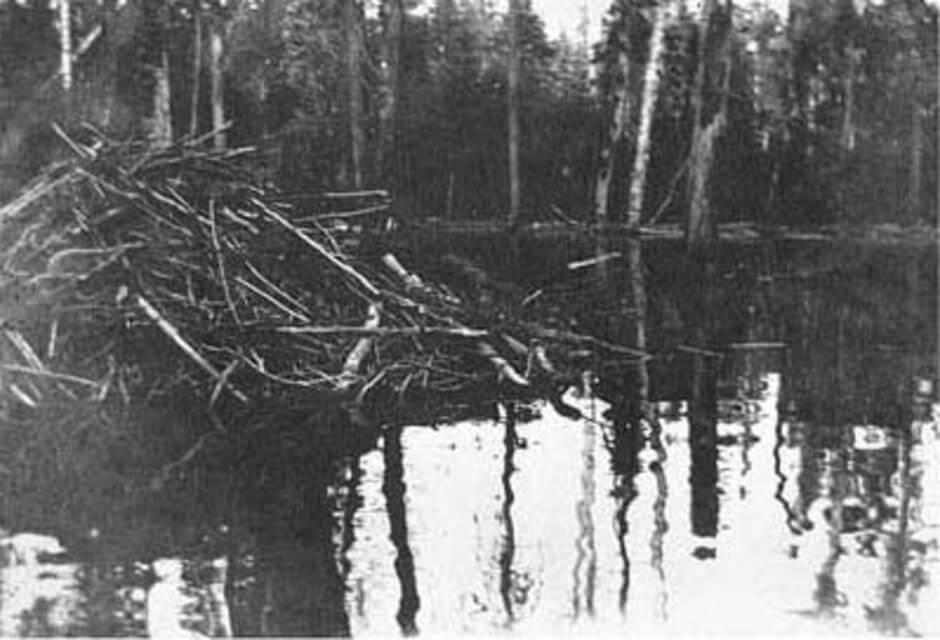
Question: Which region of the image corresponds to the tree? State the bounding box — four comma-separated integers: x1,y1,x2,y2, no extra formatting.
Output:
909,51,923,214
210,12,225,149
344,0,364,188
152,49,173,147
377,0,403,185
685,0,732,249
507,0,521,225
58,0,72,91
189,0,201,138
594,47,630,224
625,0,672,229
143,1,173,148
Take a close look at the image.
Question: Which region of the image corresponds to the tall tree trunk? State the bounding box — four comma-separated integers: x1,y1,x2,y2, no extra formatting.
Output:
190,2,202,138
594,50,631,224
909,59,923,218
257,0,276,141
685,0,731,251
507,0,522,226
378,0,403,186
786,0,810,143
345,0,365,189
210,21,226,150
151,50,173,148
58,0,72,91
625,0,671,229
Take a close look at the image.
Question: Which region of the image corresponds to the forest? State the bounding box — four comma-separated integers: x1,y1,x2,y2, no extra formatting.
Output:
0,2,939,635
0,0,936,240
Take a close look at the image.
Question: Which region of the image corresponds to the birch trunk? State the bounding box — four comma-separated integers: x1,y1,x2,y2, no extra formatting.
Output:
151,51,173,148
210,23,226,150
507,0,522,225
345,0,365,189
594,50,631,224
190,3,202,138
625,0,671,229
58,0,73,91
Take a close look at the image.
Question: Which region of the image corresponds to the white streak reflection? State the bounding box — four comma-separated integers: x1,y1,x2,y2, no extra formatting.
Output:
338,373,940,637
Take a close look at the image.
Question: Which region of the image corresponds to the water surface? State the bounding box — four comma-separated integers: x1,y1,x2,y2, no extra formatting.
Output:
1,238,936,637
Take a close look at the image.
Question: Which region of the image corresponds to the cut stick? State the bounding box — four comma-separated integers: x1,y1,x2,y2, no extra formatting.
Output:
242,260,313,317
236,276,311,324
276,325,487,338
4,329,48,372
47,317,59,360
254,199,380,297
476,341,530,387
9,384,37,407
209,199,241,325
0,171,73,224
381,253,424,290
728,341,786,349
0,364,99,388
337,303,382,391
532,343,561,377
501,333,528,355
322,189,390,199
523,324,650,360
297,204,390,222
381,252,532,388
567,252,621,271
136,295,248,404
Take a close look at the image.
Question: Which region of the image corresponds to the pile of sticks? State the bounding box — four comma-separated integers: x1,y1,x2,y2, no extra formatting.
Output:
0,129,644,425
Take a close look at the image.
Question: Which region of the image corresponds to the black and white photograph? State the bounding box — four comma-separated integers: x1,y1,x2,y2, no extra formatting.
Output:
0,0,937,636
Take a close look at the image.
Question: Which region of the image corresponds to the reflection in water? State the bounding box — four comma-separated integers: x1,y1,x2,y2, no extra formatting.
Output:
648,415,669,620
907,378,940,635
230,471,350,637
688,262,719,546
774,360,806,536
571,416,596,619
689,380,719,543
865,381,918,635
382,427,420,636
337,457,363,580
500,410,517,626
2,242,937,637
609,415,642,614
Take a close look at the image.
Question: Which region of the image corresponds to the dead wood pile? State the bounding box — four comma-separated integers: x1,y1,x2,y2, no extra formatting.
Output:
0,130,639,423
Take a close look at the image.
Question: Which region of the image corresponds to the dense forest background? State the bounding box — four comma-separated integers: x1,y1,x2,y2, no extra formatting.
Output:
0,0,936,230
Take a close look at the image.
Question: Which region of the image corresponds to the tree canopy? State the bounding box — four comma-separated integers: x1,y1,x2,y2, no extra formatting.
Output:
0,0,935,228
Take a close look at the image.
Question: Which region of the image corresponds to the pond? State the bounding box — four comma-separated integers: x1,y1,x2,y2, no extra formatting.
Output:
0,237,937,637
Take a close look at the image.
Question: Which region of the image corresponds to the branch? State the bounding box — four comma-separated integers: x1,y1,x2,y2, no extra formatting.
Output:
254,198,380,297
136,295,248,403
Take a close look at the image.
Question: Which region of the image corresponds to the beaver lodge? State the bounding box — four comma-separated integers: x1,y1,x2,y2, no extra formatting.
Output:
0,130,641,485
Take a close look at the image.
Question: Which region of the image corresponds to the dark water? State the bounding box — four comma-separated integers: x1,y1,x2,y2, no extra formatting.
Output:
1,238,937,637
